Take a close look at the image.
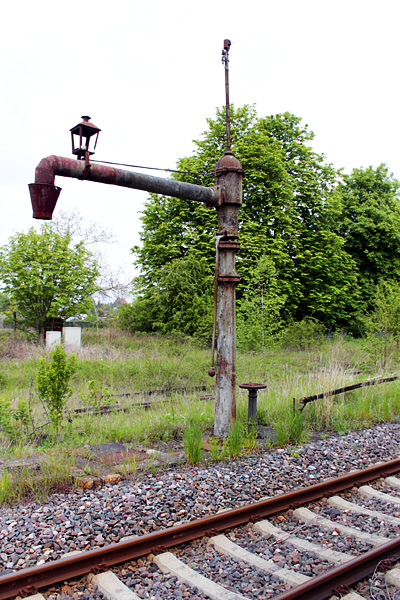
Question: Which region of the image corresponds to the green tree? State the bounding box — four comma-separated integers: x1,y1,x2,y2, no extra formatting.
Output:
363,280,400,370
133,106,357,330
0,224,99,342
236,255,285,350
119,252,213,339
336,164,400,313
0,292,10,314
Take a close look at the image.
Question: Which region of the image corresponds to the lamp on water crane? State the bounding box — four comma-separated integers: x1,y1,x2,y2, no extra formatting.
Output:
70,115,101,163
28,116,101,220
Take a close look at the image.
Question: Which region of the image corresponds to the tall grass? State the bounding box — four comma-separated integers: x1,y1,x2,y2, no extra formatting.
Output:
237,333,400,437
1,329,400,461
183,416,204,465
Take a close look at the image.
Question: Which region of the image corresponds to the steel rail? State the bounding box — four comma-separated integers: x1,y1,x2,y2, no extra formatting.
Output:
299,375,399,411
1,458,400,599
272,536,400,600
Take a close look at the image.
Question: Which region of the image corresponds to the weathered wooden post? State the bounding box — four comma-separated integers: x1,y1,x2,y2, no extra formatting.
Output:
213,152,242,435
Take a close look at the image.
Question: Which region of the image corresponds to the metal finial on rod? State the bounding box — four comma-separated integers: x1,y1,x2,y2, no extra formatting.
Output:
221,39,232,154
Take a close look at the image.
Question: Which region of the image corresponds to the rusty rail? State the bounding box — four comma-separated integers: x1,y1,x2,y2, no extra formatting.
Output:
73,385,211,415
273,537,400,600
299,375,399,411
2,458,400,599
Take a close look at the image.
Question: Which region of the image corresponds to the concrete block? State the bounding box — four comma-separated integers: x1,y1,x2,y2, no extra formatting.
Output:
46,331,61,348
293,507,389,546
359,484,400,505
62,326,81,347
254,519,353,565
92,570,141,600
16,596,46,600
385,567,400,587
209,534,309,586
154,552,248,599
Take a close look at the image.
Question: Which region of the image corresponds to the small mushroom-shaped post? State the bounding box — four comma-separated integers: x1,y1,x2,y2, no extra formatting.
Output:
239,382,267,428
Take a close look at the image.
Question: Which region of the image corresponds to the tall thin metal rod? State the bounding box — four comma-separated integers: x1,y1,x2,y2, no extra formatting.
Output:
209,235,223,377
222,39,232,153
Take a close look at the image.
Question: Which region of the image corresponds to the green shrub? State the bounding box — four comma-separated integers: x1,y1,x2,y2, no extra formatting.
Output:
0,398,32,441
280,317,325,351
36,345,77,434
80,379,113,410
0,398,14,439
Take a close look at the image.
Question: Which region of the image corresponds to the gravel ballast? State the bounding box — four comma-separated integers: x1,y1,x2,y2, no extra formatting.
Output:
1,422,400,577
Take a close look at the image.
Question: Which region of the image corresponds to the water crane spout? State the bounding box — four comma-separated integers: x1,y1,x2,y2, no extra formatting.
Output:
28,182,61,220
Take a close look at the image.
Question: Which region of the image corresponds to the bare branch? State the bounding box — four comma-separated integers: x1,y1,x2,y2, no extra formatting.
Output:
52,209,116,247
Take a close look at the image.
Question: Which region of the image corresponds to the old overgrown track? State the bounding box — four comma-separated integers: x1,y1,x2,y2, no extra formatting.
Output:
2,458,400,599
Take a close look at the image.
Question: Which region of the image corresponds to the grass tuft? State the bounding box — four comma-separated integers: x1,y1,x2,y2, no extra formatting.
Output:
183,417,204,465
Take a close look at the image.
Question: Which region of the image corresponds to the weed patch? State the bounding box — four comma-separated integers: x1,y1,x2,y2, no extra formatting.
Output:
0,451,76,506
1,329,400,472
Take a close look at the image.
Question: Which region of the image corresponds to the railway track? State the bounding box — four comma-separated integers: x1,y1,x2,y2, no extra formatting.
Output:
2,458,400,599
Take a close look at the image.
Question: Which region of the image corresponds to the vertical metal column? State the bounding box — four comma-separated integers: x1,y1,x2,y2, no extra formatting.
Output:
247,388,258,425
239,382,267,428
214,152,243,437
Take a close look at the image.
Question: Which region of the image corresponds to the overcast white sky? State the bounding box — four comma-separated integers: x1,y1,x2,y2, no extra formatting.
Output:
1,0,399,286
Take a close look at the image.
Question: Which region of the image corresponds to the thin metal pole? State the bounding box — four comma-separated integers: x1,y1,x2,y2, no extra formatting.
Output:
261,282,264,349
222,39,232,153
209,235,223,377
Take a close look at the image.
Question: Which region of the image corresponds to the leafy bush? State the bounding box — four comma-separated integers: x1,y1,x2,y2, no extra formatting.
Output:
36,345,77,433
120,253,213,341
80,379,113,410
0,398,32,441
280,317,325,351
363,281,400,370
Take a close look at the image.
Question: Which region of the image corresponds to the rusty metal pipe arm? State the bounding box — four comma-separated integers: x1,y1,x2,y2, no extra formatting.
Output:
32,155,218,207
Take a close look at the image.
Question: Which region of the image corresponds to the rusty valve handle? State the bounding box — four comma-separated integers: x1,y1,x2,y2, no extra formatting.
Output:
209,235,223,377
